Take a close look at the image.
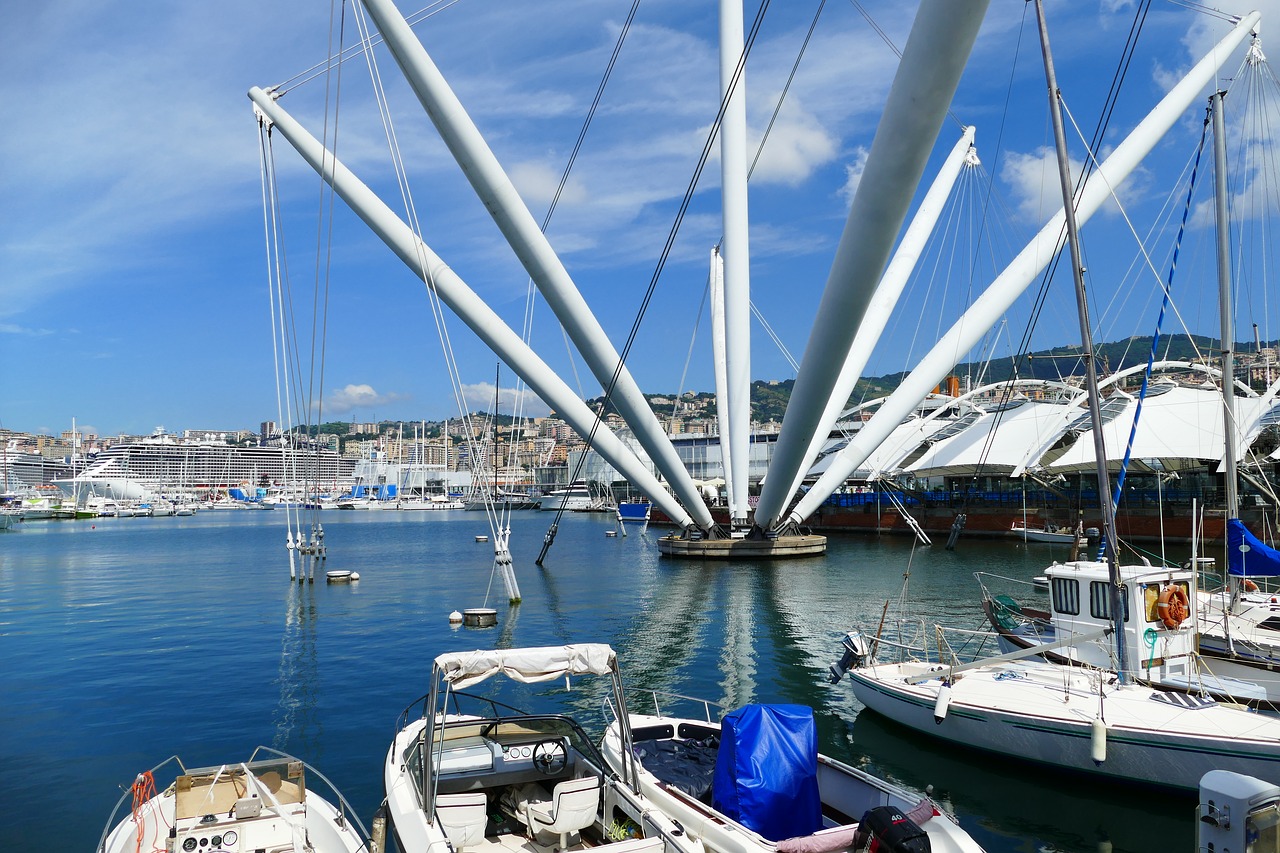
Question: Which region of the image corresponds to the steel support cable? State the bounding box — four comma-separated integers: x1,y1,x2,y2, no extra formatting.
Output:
260,123,300,555
1110,121,1208,512
349,0,494,536
747,0,826,181
1059,98,1210,367
524,0,641,465
273,0,462,96
537,0,775,564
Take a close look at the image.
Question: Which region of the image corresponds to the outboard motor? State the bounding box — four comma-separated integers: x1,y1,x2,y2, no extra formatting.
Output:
855,805,930,853
1199,770,1280,852
1085,527,1101,560
829,632,870,683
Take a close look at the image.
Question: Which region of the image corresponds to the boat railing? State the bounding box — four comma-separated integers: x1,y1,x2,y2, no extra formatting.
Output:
865,619,1001,667
604,688,723,728
97,755,186,853
246,746,373,846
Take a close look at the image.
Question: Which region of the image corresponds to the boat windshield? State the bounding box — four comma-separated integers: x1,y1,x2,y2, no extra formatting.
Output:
174,758,306,820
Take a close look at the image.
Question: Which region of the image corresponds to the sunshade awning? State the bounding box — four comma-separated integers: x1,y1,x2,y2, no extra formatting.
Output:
435,643,616,689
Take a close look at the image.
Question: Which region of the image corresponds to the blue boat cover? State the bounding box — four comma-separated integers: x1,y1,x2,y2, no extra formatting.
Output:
1228,518,1280,577
712,704,822,841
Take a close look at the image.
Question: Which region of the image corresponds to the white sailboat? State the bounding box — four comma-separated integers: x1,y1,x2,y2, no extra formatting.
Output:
830,4,1280,793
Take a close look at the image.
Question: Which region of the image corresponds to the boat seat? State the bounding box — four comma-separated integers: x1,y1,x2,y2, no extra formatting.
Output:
523,776,602,850
435,792,489,852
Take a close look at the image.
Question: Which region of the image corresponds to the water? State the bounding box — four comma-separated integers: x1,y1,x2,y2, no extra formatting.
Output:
0,511,1190,852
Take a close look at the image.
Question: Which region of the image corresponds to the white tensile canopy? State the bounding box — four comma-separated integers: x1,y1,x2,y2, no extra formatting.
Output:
905,397,1084,477
435,644,616,689
1044,384,1226,473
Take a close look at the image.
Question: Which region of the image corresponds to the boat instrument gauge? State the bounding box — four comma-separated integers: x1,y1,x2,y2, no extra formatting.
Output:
182,839,197,852
221,830,237,846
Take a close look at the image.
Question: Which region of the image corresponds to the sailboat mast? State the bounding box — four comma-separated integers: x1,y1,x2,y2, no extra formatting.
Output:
1212,91,1239,520
1033,0,1128,680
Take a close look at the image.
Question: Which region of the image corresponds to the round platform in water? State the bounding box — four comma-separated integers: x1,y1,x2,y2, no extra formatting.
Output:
462,607,497,627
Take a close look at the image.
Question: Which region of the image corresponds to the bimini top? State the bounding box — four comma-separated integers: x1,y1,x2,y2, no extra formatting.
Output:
435,644,617,689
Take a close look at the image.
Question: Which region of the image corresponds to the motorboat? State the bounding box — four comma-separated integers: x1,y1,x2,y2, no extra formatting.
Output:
974,556,1280,706
96,747,369,853
1007,520,1076,544
1195,521,1280,699
537,482,595,512
383,643,689,853
600,690,986,853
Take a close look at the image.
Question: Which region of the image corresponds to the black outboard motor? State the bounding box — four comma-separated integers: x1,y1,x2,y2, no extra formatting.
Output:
856,806,930,853
1085,527,1101,560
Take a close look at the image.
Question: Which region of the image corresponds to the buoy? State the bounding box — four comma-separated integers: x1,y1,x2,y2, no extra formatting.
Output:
462,607,498,627
933,682,952,724
350,572,360,581
1091,717,1107,764
449,610,463,625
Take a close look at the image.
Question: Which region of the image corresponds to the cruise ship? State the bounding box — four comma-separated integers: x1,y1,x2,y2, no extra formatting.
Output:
53,433,355,499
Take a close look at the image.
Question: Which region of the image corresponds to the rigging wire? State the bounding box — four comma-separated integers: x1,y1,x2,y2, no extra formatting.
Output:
538,0,776,563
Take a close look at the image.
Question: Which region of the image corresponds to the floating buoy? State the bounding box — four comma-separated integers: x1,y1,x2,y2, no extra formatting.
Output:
475,534,489,543
448,610,463,625
1091,717,1108,764
933,682,952,724
462,607,497,627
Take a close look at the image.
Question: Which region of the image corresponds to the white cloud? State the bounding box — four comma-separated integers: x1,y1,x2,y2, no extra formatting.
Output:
509,161,589,209
324,384,407,416
837,147,870,209
459,382,551,418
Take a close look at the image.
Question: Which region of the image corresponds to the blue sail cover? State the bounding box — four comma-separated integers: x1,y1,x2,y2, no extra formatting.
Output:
1227,518,1280,577
711,704,822,841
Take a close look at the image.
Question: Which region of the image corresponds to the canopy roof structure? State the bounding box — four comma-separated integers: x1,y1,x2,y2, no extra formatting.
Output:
434,644,617,690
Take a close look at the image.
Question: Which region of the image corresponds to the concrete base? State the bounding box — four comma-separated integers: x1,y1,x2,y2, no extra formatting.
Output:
656,533,827,559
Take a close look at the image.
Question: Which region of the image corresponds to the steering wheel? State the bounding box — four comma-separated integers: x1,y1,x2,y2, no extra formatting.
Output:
532,739,568,775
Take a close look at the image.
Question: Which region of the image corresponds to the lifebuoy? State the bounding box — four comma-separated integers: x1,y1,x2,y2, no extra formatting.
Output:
1156,584,1190,630
1244,579,1260,593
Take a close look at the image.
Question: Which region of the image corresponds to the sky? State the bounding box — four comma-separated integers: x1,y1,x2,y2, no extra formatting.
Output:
3,0,1279,438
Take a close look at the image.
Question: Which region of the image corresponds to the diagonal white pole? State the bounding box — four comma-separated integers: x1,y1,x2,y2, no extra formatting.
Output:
359,0,715,532
754,1,989,530
784,11,1261,527
249,87,697,531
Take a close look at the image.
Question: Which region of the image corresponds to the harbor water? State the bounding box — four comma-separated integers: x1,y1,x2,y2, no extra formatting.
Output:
0,511,1190,852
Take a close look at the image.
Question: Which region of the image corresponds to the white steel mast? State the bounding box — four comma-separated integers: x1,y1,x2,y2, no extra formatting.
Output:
783,11,1261,528
753,0,989,530
359,0,716,533
248,87,698,531
718,0,752,526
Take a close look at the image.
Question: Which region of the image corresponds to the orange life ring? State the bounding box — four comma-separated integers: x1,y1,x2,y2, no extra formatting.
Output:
1244,579,1260,593
1156,584,1190,630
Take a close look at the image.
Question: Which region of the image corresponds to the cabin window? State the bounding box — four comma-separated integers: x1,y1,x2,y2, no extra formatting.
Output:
1088,581,1129,621
1051,577,1079,615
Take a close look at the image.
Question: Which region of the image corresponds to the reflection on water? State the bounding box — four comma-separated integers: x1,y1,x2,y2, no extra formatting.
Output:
273,576,319,751
0,512,1197,853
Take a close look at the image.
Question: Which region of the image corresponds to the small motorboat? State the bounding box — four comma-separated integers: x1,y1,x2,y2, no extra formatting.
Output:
96,747,369,853
326,570,360,583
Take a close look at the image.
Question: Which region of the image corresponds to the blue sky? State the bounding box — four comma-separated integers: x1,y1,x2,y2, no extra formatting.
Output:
3,0,1276,438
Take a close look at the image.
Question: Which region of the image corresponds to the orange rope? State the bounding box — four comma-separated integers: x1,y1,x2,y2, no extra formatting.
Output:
130,771,162,853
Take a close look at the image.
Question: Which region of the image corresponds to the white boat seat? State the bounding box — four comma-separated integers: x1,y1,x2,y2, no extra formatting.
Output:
524,776,602,850
435,792,489,852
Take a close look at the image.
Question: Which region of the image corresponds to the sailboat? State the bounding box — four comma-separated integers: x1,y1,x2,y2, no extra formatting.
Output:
830,4,1280,793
